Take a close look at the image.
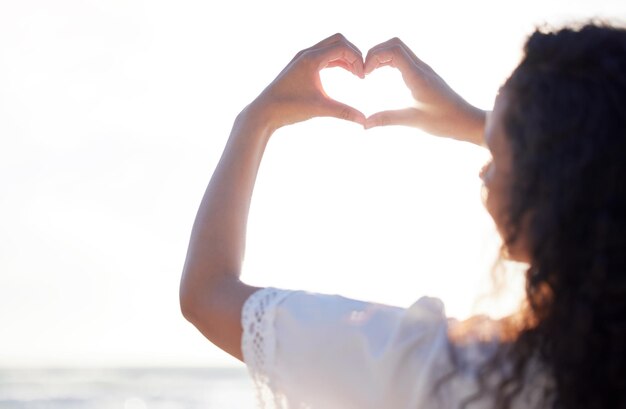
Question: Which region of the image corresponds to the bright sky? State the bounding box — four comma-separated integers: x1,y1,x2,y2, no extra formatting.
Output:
1,1,624,368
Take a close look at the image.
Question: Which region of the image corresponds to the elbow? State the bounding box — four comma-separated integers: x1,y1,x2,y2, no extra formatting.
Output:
178,268,226,325
180,288,210,330
179,266,252,332
179,287,196,324
179,274,202,324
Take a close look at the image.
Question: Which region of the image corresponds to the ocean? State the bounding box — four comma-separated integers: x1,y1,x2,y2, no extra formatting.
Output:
0,367,257,409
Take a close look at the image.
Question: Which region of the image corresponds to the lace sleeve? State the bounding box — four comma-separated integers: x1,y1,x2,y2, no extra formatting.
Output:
241,287,295,408
242,290,457,409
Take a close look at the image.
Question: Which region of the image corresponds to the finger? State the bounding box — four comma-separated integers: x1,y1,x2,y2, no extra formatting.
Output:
327,56,364,78
311,42,364,78
312,33,363,60
364,108,421,129
325,59,353,72
364,38,419,76
364,38,399,73
364,47,406,74
381,37,423,66
288,33,359,68
312,32,347,48
319,98,366,125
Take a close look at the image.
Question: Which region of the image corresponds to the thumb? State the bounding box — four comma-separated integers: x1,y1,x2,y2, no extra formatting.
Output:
322,99,366,126
364,108,420,129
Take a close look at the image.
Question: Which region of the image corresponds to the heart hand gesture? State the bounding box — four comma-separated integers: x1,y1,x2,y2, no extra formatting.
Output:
247,35,485,145
363,38,485,144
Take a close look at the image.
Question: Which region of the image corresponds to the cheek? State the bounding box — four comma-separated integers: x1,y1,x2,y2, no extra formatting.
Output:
484,185,532,263
483,184,507,235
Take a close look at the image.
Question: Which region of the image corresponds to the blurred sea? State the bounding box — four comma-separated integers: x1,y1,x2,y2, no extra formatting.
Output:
0,367,256,409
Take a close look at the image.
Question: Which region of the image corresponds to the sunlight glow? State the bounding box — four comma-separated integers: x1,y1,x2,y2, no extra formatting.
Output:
320,67,415,117
0,0,623,368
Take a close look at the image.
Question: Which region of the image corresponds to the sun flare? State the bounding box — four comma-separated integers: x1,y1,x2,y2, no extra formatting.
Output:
320,66,415,118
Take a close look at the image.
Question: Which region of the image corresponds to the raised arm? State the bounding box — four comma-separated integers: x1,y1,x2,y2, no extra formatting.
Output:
363,38,486,146
179,34,366,361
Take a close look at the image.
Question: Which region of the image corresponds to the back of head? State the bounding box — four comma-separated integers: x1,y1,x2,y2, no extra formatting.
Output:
499,22,626,409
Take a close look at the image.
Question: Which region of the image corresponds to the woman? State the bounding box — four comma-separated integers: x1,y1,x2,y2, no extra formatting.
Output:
180,24,626,409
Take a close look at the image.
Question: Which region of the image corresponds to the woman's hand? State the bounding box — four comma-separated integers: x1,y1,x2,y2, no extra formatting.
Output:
246,33,367,131
363,38,486,145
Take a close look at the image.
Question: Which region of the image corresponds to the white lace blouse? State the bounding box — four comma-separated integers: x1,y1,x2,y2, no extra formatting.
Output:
241,287,551,409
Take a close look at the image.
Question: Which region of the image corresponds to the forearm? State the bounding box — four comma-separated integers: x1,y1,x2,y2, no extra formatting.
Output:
453,105,487,147
180,105,272,305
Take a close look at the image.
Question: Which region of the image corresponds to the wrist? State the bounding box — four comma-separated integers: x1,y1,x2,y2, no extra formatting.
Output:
461,106,487,146
471,106,487,146
236,102,277,140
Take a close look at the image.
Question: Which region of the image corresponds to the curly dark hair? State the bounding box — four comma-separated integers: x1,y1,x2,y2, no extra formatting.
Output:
439,22,626,409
